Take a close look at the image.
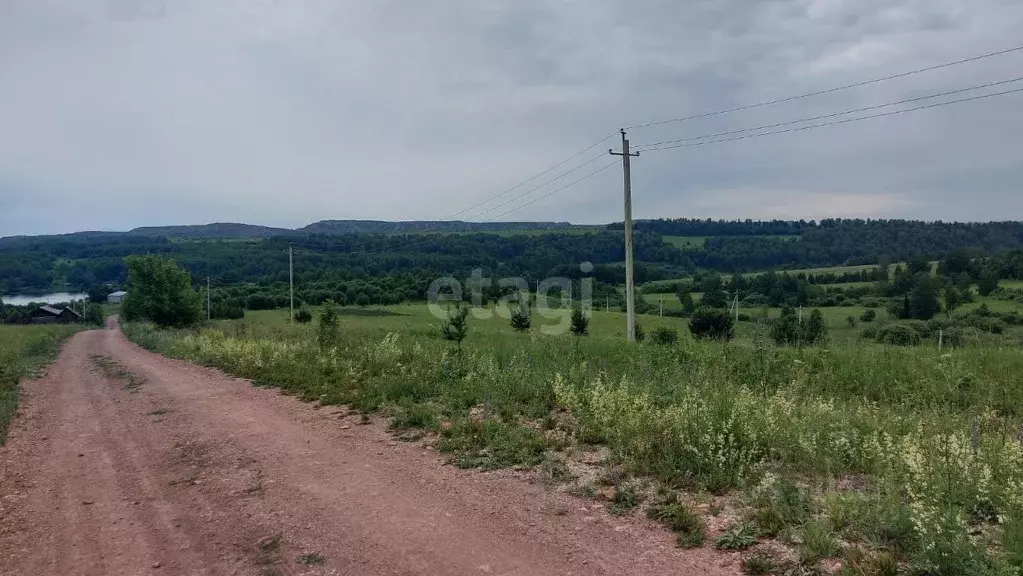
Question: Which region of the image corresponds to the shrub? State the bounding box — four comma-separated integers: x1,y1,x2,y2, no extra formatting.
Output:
634,321,645,342
650,326,679,345
84,303,105,326
860,309,877,322
294,308,313,324
875,324,920,346
317,300,341,349
689,307,734,341
212,304,245,320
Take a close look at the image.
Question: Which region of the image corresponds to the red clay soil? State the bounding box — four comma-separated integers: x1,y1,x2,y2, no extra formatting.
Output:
0,320,740,575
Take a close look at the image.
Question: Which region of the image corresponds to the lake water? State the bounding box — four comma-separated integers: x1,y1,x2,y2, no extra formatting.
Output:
1,292,88,306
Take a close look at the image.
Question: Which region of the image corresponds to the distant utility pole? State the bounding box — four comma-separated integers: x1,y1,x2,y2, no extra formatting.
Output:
610,129,640,342
289,244,295,323
207,276,211,321
659,295,663,317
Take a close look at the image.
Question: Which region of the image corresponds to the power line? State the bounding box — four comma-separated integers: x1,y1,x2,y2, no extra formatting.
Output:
632,76,1023,151
625,43,1023,130
484,160,618,222
466,153,608,221
441,131,617,221
639,85,1023,152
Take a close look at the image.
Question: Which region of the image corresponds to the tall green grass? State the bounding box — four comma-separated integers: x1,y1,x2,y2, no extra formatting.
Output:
0,324,81,444
124,312,1023,572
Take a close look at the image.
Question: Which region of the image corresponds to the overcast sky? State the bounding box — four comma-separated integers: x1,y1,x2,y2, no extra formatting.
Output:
2,0,1022,236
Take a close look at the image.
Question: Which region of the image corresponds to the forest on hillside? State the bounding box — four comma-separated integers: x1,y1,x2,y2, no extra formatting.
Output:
3,219,1023,311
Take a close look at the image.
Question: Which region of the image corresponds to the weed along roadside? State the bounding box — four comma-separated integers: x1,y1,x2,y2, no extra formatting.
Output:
123,308,1023,575
0,324,81,444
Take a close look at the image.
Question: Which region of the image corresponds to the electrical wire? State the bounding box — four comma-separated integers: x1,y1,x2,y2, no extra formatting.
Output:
625,43,1023,129
632,76,1023,151
466,152,608,220
484,160,619,222
440,131,618,221
639,85,1023,152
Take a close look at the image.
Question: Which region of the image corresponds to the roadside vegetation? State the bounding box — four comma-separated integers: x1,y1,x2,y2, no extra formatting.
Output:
125,294,1023,574
0,324,81,443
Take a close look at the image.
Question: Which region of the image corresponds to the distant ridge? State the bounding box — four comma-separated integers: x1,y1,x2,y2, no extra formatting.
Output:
0,220,590,241
128,222,292,238
296,220,576,235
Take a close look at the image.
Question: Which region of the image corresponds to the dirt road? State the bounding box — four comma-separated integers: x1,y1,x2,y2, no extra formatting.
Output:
0,322,737,575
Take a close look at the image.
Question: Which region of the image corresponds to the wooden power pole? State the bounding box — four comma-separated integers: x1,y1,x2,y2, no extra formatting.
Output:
289,244,295,324
610,129,640,341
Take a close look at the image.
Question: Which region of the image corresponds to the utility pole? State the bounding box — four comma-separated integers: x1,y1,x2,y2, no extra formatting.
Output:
289,244,294,324
207,276,211,321
659,295,663,317
610,129,640,342
605,294,609,313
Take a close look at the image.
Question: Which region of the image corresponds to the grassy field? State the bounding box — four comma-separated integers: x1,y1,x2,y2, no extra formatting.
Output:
0,324,81,444
125,300,1023,574
642,262,943,294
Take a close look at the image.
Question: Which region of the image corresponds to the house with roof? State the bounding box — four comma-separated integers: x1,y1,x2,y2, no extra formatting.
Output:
107,291,128,305
30,305,81,324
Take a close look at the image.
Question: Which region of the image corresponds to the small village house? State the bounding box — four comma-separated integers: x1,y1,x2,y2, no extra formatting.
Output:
30,305,81,324
107,291,128,304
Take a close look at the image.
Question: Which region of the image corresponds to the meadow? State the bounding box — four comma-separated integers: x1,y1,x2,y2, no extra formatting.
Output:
125,302,1023,575
0,324,81,443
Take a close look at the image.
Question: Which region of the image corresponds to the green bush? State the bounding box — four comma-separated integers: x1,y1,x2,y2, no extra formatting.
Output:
689,307,734,341
84,303,105,326
317,300,341,349
121,255,202,327
650,325,679,345
875,324,921,346
294,308,313,324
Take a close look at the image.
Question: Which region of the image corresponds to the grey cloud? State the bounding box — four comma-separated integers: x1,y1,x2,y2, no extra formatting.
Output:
0,0,1022,236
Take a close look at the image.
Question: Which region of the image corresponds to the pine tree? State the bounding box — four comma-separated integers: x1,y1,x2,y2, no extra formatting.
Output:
510,301,531,332
569,306,588,336
803,309,827,345
771,306,800,345
679,292,696,316
978,269,1000,296
442,303,470,344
